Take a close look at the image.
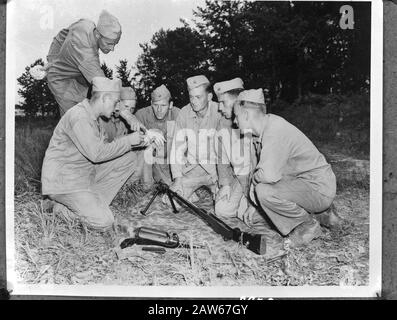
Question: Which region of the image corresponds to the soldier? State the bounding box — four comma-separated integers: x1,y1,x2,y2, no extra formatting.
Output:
168,75,229,203
100,86,137,142
46,10,123,115
41,77,164,230
233,89,338,247
135,85,180,185
212,78,255,220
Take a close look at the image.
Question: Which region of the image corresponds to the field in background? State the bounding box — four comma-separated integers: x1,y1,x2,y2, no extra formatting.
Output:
13,94,370,286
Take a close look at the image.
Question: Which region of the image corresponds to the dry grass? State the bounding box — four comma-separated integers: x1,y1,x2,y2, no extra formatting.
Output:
13,117,370,287
14,181,369,287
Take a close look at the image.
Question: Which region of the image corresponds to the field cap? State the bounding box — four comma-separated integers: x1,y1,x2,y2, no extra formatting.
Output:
151,84,171,102
92,77,121,93
121,87,136,100
214,78,244,98
186,75,210,91
237,89,265,105
97,10,122,40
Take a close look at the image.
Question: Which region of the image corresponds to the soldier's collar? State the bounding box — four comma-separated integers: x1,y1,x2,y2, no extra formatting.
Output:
258,114,270,142
189,101,213,119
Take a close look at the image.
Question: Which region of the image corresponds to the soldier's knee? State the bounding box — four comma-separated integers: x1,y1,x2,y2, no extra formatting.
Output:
255,183,276,203
89,215,114,230
215,200,237,217
83,208,115,230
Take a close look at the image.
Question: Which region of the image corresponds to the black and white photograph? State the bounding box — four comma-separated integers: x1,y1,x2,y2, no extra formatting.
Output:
4,0,382,298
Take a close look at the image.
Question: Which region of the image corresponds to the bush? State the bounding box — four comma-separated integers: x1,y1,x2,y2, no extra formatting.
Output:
15,118,57,193
273,93,370,158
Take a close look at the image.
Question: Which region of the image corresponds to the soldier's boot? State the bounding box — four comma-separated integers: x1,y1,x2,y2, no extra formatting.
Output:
288,217,322,248
42,198,55,213
313,204,343,229
238,199,285,260
52,202,76,222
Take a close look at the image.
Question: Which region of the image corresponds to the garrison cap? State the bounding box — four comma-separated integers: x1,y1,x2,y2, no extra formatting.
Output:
151,84,171,102
97,10,122,40
237,89,265,105
186,75,210,91
120,87,136,100
214,78,244,98
92,77,121,93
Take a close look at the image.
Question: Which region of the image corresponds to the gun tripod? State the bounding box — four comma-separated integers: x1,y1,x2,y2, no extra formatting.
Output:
140,183,179,215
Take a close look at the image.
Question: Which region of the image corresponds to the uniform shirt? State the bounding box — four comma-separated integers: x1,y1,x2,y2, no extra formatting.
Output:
135,106,180,160
254,114,336,198
46,19,105,110
99,116,129,143
216,125,255,187
41,99,136,195
170,101,226,180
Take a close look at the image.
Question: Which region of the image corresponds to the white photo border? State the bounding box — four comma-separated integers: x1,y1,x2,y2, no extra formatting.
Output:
5,0,383,298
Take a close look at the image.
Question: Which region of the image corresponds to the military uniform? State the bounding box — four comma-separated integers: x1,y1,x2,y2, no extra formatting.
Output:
215,126,255,217
252,114,336,235
41,78,142,230
98,87,136,142
99,116,129,142
170,100,228,199
211,78,256,218
46,11,121,115
135,105,179,185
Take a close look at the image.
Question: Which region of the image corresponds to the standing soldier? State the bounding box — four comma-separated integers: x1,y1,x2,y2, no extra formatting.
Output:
233,89,338,247
45,8,139,131
135,85,179,186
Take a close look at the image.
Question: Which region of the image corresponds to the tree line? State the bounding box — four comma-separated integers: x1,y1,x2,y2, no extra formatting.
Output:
16,0,370,117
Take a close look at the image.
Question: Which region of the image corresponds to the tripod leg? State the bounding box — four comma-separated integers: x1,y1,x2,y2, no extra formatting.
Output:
167,190,179,214
140,189,160,216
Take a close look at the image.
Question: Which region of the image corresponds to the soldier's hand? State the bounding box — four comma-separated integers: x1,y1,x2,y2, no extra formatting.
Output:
119,109,146,132
127,132,147,146
249,183,258,206
216,185,231,202
146,129,166,148
170,178,184,196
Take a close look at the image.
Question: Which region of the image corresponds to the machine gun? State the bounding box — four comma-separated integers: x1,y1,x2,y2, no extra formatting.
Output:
140,181,267,255
120,226,204,250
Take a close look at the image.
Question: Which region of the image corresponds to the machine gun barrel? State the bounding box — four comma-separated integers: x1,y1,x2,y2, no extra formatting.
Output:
159,182,266,255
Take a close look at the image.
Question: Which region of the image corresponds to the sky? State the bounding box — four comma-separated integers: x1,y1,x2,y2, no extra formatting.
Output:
8,0,206,102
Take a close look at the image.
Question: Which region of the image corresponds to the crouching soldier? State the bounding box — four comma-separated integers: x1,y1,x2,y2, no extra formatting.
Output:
212,78,254,218
135,85,179,186
100,86,137,142
41,77,164,230
233,89,337,247
168,75,228,203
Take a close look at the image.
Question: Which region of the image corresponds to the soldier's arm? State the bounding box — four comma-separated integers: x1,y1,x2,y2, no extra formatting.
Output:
254,134,287,184
170,113,187,179
216,117,234,187
71,25,105,84
70,117,141,163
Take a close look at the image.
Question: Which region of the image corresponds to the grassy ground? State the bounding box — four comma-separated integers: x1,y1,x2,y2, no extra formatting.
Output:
14,178,369,287
13,127,370,288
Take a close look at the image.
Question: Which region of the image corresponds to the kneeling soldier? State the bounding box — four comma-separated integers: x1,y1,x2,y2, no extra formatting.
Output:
135,84,180,185
168,75,228,203
41,77,164,230
213,78,254,218
233,89,337,247
100,86,137,142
